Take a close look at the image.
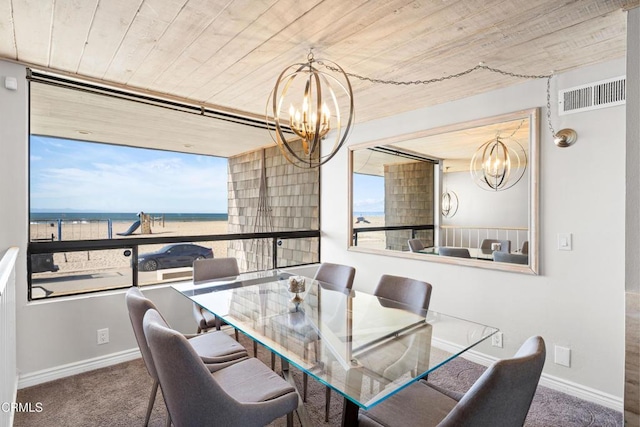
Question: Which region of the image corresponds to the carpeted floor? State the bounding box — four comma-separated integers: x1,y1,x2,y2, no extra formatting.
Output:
15,333,623,426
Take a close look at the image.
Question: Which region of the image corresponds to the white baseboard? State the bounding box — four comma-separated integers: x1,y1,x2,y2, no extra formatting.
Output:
17,339,625,413
432,337,623,412
538,373,623,412
18,348,141,389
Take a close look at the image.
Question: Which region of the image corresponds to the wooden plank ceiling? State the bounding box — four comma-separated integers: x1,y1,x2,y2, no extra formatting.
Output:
0,0,636,157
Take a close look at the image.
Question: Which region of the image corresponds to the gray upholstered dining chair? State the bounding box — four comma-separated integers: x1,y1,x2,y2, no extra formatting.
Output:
480,238,511,253
296,262,355,421
438,247,471,258
407,238,425,252
374,274,432,314
364,274,433,385
494,251,529,265
324,273,432,421
125,287,248,426
359,335,546,427
192,257,240,335
143,308,299,427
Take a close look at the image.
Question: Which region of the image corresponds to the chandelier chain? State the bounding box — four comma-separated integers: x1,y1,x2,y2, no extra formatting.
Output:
502,119,525,139
546,76,557,136
319,61,559,137
318,62,551,86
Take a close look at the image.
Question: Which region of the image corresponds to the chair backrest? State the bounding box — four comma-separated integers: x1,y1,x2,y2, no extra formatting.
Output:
373,274,432,314
193,257,240,283
438,247,471,258
493,251,529,265
143,309,242,426
125,287,164,381
439,336,546,427
314,263,356,292
480,239,511,253
521,241,529,255
407,239,425,252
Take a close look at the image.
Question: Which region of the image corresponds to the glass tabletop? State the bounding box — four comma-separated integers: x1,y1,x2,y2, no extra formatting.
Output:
173,269,497,410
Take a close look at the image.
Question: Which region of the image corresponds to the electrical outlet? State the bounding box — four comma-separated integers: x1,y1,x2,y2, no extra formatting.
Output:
97,328,109,345
491,331,503,348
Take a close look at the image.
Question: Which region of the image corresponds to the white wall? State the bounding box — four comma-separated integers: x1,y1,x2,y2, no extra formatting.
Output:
442,169,529,228
321,59,626,400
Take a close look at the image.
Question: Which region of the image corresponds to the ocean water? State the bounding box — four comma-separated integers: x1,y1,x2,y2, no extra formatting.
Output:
30,212,228,223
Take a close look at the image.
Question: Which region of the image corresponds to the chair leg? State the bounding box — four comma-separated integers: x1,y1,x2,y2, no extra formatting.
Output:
325,386,331,422
234,328,239,341
302,345,309,401
196,326,201,334
303,373,308,402
144,380,159,427
286,411,294,427
271,352,276,370
253,340,258,358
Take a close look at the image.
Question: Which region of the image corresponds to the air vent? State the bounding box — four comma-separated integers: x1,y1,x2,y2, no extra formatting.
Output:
558,76,626,115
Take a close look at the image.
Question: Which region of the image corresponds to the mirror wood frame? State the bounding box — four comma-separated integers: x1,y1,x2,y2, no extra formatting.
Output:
348,108,539,275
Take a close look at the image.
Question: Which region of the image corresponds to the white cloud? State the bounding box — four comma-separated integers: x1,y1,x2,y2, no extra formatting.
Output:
31,146,229,212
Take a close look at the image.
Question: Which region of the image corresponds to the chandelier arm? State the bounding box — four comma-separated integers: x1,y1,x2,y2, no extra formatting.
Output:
306,60,355,167
500,142,511,187
309,70,323,157
317,72,346,157
323,60,355,159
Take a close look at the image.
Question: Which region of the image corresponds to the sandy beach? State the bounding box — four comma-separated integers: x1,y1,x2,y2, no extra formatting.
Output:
30,214,388,275
30,220,230,275
352,214,385,250
29,215,384,298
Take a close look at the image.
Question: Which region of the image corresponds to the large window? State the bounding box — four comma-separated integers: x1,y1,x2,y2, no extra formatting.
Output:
29,136,230,298
27,75,320,300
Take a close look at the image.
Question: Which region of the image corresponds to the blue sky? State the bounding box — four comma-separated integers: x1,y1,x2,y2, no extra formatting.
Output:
352,173,384,213
30,136,228,213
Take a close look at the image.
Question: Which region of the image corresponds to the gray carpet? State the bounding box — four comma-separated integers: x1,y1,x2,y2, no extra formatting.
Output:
15,334,623,426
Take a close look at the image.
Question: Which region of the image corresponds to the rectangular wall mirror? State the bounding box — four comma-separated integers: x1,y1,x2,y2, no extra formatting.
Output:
349,108,539,274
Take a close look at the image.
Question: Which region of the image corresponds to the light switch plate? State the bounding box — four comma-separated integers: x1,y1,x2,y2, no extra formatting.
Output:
558,233,572,251
554,345,571,367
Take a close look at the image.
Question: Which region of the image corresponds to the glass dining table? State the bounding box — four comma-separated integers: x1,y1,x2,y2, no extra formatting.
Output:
172,269,498,426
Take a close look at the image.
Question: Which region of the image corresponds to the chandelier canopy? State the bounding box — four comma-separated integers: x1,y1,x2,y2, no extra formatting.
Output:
268,51,354,168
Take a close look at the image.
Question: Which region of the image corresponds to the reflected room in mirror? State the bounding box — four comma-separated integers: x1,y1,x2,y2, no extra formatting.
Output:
349,108,539,274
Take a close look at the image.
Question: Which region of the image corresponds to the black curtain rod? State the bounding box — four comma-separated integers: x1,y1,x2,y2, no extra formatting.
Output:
27,69,293,134
369,146,440,164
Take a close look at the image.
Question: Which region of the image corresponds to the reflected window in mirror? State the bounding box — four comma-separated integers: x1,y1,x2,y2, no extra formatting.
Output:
352,149,436,252
349,108,539,274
